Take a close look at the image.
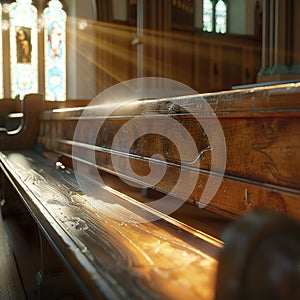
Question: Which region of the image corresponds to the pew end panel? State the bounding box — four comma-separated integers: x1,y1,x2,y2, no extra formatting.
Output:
0,93,44,150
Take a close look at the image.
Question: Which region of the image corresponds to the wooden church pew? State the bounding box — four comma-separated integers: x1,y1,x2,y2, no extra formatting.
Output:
0,83,299,299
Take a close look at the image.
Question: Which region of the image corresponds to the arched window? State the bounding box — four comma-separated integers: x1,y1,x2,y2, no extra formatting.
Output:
43,0,67,101
215,0,227,33
203,0,213,32
0,0,67,100
0,3,3,98
202,0,228,34
9,0,38,99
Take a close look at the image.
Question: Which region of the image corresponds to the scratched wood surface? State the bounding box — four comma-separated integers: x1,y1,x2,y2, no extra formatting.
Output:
0,150,221,299
38,83,300,220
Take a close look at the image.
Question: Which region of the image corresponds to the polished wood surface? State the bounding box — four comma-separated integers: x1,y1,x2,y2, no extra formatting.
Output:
1,83,299,298
38,83,300,220
0,150,221,299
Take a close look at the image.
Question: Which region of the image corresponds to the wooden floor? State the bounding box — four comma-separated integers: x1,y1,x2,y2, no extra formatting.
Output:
0,208,26,300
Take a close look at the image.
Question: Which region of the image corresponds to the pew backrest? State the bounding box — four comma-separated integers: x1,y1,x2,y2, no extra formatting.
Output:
38,83,300,221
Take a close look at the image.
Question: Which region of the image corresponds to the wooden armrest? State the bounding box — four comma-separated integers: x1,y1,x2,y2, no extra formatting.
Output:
7,112,24,119
0,94,44,150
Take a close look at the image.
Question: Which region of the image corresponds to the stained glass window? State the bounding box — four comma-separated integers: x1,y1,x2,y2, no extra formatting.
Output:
202,0,227,34
9,0,38,99
44,0,66,101
0,4,3,98
215,0,227,34
203,0,213,32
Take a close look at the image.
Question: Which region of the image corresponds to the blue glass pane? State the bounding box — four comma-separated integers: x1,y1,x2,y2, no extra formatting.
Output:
44,0,66,101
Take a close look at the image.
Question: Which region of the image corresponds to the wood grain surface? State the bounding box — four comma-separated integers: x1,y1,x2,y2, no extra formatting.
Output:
38,83,300,219
0,150,221,299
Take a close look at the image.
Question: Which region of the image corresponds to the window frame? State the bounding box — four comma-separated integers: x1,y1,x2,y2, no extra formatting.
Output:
202,0,228,34
0,0,68,100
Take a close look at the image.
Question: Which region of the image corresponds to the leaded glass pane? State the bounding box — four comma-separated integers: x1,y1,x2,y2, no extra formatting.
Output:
44,0,67,101
203,0,213,32
9,0,38,99
215,0,227,34
0,4,3,98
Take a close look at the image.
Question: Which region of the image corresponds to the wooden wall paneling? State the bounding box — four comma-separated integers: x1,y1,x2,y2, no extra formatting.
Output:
171,0,194,28
168,33,195,88
144,0,156,30
160,33,172,80
157,33,166,78
210,44,222,92
72,20,98,97
95,23,116,92
142,0,172,79
251,45,261,85
194,38,213,93
143,31,159,77
95,23,137,93
89,20,262,94
171,0,178,25
143,31,173,80
128,0,137,26
111,25,137,82
221,45,243,89
249,40,262,85
144,0,172,31
97,0,113,22
242,48,251,84
189,0,195,26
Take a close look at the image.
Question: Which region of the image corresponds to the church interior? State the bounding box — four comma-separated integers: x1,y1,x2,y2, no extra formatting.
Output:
0,0,300,299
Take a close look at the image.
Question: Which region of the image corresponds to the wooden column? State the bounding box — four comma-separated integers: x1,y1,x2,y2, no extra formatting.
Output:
257,0,299,82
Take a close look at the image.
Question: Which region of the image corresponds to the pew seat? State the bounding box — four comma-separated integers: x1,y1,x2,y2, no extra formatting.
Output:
0,149,222,299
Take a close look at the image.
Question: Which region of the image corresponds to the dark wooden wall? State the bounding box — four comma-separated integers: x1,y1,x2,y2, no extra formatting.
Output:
90,0,262,94
91,22,261,94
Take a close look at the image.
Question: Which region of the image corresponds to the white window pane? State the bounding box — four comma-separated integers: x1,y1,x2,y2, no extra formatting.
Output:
0,4,3,98
203,0,213,32
215,0,227,34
